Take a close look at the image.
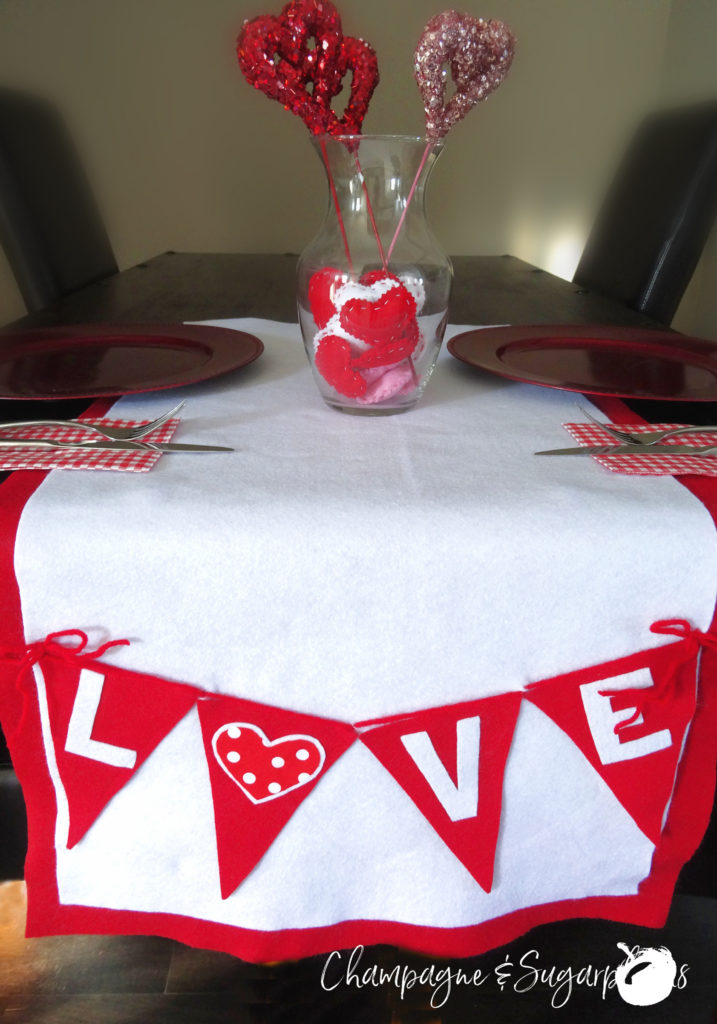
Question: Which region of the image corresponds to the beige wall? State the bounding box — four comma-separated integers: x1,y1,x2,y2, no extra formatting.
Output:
1,0,709,331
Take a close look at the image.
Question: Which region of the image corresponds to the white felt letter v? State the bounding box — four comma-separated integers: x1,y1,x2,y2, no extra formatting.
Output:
65,668,137,769
401,715,480,821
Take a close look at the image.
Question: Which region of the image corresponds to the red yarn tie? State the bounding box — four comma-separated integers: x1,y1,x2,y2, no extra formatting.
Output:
599,619,717,734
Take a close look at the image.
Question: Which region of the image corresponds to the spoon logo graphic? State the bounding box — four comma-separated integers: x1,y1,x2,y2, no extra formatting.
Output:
615,943,677,1006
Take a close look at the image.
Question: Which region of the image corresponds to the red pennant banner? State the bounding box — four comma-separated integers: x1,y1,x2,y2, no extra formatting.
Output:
37,649,202,848
358,692,522,892
196,695,357,899
526,640,698,843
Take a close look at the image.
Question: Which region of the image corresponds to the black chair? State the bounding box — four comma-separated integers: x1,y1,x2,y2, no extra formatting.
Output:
0,88,119,873
0,87,117,314
573,100,717,325
0,743,27,879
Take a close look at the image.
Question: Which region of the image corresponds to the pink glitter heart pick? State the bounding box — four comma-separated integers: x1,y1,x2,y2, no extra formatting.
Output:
414,10,515,142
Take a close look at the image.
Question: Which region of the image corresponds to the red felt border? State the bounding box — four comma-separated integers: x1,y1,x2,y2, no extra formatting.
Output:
12,638,717,963
1,393,716,962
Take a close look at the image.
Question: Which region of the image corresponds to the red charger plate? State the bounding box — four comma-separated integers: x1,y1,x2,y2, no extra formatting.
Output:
0,323,263,399
447,325,717,401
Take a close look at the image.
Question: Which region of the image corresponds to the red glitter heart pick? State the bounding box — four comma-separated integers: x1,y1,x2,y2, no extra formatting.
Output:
237,2,340,135
414,11,515,143
237,0,378,136
283,0,344,108
332,35,380,136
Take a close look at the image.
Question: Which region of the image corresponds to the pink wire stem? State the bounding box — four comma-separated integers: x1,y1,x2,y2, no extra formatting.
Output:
387,142,431,263
354,154,388,271
319,138,353,273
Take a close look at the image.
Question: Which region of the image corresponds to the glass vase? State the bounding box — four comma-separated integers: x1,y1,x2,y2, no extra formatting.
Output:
297,135,453,415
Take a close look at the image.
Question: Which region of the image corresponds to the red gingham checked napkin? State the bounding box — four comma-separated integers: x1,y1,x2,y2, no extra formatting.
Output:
563,422,717,476
0,417,181,472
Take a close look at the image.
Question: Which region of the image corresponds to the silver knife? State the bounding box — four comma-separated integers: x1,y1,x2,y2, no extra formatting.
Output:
536,443,717,457
0,436,233,453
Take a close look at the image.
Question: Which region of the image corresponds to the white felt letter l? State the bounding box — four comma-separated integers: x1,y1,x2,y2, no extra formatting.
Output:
65,668,137,768
401,715,480,821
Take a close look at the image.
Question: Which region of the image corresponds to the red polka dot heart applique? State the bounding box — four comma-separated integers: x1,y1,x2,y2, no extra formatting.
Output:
212,722,325,804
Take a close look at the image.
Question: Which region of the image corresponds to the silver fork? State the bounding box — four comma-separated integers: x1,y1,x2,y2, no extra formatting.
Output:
0,400,185,443
579,405,717,446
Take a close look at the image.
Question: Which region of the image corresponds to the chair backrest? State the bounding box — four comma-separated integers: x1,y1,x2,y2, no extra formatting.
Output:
573,101,717,325
0,88,117,314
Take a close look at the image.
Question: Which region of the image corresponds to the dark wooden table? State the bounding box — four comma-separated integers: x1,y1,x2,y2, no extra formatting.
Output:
8,251,664,330
0,252,715,1023
2,250,706,425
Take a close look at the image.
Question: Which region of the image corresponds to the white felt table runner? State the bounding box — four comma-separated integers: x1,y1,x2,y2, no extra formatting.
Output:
12,319,717,932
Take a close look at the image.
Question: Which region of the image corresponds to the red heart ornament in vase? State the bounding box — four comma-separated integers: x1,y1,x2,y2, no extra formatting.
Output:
308,266,344,328
237,0,379,136
314,332,418,399
212,722,325,804
339,276,417,349
314,335,367,397
415,11,516,142
312,274,421,398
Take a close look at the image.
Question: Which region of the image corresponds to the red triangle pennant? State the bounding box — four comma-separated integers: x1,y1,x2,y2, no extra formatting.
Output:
196,695,357,899
38,649,202,848
358,692,522,892
526,641,698,843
